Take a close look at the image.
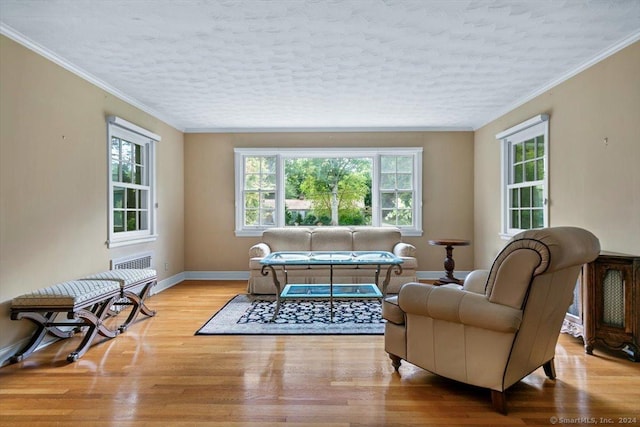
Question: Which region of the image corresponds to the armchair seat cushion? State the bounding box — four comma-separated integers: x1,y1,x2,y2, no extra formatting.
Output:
382,296,405,325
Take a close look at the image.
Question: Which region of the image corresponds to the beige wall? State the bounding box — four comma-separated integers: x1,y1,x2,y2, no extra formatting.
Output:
184,131,475,274
0,36,185,349
474,42,640,267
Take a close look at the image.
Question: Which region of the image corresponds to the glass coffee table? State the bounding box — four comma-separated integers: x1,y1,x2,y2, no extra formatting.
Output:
260,251,403,321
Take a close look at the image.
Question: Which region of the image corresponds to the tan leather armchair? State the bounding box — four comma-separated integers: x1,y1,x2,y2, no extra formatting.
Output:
383,227,600,413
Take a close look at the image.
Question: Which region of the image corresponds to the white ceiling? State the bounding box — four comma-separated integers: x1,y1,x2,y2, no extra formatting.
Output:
1,0,639,132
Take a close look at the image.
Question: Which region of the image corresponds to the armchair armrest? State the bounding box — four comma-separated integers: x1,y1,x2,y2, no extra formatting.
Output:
393,242,416,258
462,269,489,294
249,243,271,258
398,282,522,333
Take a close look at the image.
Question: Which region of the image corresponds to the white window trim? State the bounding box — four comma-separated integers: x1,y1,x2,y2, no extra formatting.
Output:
497,114,549,240
234,147,423,237
107,116,160,248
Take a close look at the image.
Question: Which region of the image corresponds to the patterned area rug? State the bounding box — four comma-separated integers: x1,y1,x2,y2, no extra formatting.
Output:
196,294,384,335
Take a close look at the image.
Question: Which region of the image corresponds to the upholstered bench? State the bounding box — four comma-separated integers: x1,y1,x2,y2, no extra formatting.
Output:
80,268,157,331
10,280,122,363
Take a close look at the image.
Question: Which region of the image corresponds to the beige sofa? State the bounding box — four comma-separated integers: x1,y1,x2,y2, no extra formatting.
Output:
248,226,417,294
382,226,600,413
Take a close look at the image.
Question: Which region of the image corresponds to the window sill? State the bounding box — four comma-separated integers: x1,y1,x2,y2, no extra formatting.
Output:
108,234,158,248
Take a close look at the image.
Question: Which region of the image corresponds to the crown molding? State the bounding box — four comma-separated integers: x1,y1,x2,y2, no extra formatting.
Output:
184,126,473,133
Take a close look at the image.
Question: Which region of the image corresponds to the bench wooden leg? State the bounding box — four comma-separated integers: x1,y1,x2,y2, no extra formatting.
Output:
67,296,120,362
9,312,65,363
119,280,157,332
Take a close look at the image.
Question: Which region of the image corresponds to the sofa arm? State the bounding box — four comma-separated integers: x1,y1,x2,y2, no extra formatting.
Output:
398,282,522,333
393,242,416,258
249,243,271,258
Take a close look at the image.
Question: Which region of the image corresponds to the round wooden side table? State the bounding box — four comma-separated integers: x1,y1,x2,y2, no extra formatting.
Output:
428,238,471,285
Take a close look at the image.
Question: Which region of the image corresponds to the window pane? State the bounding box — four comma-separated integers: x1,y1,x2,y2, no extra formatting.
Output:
511,188,519,208
134,165,143,185
380,174,395,190
525,161,535,182
134,144,142,163
139,210,148,229
245,209,259,226
396,156,412,173
261,209,275,225
262,174,276,189
397,192,413,209
533,209,544,228
111,161,120,182
127,188,137,209
245,157,261,174
536,136,545,157
122,141,133,162
245,174,260,190
381,156,395,173
262,157,276,174
514,143,523,163
521,186,531,208
514,164,523,184
536,159,544,180
113,211,124,232
127,211,137,231
122,163,132,183
511,209,519,229
533,185,544,207
111,137,121,159
524,139,535,161
245,192,259,209
381,192,396,209
381,209,397,226
113,187,125,209
397,210,412,225
396,174,412,190
521,209,531,229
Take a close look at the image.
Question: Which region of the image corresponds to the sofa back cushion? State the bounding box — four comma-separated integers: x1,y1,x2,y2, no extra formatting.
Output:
310,227,353,251
263,227,312,252
353,227,401,252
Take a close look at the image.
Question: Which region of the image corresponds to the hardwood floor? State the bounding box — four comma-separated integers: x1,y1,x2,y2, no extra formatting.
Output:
1,280,639,426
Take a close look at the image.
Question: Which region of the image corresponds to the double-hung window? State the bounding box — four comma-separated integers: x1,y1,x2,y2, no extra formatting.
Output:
234,148,423,237
107,116,160,248
497,114,549,238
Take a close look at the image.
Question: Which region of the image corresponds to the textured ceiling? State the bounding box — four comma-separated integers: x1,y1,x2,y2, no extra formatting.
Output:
1,0,639,132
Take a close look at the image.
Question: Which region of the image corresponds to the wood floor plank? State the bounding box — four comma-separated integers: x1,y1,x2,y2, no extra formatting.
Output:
1,280,639,426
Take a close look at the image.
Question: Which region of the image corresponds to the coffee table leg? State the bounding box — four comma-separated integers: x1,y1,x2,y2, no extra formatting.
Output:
330,265,334,322
262,265,282,321
382,264,403,297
